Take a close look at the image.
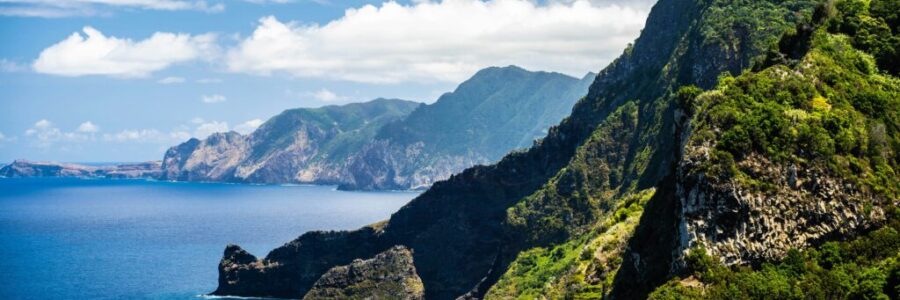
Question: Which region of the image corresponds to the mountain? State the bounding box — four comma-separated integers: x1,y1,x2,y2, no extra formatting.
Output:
0,160,161,179
210,0,898,299
341,66,595,190
162,66,593,190
160,98,421,183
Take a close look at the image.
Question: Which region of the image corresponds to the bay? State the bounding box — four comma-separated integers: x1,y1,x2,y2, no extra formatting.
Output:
0,178,417,300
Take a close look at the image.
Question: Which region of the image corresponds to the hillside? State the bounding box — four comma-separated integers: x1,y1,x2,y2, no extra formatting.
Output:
341,66,595,190
159,98,420,184
208,0,898,299
161,66,593,190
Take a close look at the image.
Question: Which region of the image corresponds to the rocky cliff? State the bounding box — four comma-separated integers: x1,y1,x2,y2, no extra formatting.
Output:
209,0,898,299
0,159,161,179
303,246,425,300
160,99,420,184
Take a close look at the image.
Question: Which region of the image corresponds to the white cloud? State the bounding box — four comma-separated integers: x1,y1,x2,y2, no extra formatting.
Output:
243,0,293,3
234,118,263,134
313,88,341,102
34,119,52,129
0,59,27,72
0,1,225,17
226,0,649,83
190,117,205,124
170,130,192,141
158,76,186,84
77,121,100,133
196,78,222,84
201,94,226,103
33,26,217,77
193,121,229,138
98,128,196,145
23,119,93,148
0,131,13,144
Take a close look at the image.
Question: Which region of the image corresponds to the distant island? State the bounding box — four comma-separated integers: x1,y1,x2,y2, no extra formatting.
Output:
0,160,161,179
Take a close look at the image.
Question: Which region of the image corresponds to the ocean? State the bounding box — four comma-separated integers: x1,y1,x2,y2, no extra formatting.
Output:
0,178,418,299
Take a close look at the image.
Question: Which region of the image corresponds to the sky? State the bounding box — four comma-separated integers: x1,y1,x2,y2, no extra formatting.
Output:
0,0,654,163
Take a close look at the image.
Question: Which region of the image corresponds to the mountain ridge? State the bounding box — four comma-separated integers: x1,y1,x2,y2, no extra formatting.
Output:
210,0,897,299
161,65,593,190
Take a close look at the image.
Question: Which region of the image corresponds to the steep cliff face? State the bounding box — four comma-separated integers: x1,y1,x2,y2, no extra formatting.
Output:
210,0,898,299
303,246,425,300
0,160,161,179
210,0,791,298
161,131,249,182
655,2,900,295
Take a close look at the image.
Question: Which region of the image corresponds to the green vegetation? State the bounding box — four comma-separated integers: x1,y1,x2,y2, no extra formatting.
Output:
247,98,420,163
649,207,900,299
687,0,900,198
505,102,641,244
376,66,593,161
649,1,900,298
487,189,655,299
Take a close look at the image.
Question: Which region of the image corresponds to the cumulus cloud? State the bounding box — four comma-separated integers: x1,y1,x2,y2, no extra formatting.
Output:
226,0,649,83
193,121,229,138
0,59,27,72
33,26,217,77
243,0,294,3
23,119,94,148
77,121,100,133
102,129,182,143
158,76,186,84
196,78,222,84
0,1,225,18
201,94,226,103
313,88,341,102
0,131,14,144
234,118,263,134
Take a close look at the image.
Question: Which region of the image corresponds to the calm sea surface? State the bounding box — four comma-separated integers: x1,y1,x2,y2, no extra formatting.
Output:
0,178,418,299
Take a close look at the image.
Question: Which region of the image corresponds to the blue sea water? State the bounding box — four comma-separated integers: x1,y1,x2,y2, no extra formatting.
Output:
0,178,418,300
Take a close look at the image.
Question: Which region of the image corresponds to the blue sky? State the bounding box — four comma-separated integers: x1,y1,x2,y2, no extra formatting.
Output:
0,0,653,163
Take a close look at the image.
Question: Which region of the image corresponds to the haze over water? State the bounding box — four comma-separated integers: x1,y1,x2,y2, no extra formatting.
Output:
0,178,417,299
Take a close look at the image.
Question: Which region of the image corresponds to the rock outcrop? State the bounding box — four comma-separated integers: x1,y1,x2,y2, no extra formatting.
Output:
303,246,425,300
675,150,885,266
161,131,249,182
0,159,161,179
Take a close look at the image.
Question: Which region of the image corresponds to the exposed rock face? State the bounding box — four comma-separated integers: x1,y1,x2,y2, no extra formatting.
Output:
161,131,249,182
675,150,885,267
160,99,420,185
212,227,389,298
0,159,161,179
303,246,425,300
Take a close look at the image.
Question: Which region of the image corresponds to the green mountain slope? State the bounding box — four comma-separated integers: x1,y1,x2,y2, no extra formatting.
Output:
378,66,595,160
209,0,898,299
